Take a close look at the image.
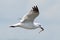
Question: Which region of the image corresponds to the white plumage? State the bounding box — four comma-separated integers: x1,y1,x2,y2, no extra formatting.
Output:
10,5,44,32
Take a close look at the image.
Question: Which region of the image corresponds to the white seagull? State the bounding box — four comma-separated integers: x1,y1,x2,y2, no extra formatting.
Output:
10,5,44,32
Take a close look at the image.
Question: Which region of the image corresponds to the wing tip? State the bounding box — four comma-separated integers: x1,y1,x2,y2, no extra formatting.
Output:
32,5,39,12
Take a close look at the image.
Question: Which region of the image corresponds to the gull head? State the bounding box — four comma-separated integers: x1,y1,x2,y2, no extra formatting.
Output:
39,25,44,32
34,23,44,32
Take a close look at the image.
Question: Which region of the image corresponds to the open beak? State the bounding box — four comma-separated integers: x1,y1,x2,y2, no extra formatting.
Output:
39,27,44,33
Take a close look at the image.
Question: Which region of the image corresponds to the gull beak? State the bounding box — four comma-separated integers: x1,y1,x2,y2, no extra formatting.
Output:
39,27,44,33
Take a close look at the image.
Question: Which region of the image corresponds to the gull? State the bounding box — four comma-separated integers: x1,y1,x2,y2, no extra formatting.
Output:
10,5,44,32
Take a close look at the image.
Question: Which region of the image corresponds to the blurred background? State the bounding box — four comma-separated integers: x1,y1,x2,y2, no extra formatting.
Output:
0,0,60,40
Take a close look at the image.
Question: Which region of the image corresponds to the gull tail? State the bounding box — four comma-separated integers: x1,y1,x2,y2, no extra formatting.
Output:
10,26,16,28
9,23,21,28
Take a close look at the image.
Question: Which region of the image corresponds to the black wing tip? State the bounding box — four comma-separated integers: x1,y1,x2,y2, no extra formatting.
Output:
32,5,39,12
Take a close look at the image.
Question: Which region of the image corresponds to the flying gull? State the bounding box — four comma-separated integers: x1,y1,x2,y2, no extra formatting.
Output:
10,5,44,32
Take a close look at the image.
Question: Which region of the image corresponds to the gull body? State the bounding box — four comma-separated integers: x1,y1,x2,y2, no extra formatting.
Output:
11,22,40,29
10,6,44,32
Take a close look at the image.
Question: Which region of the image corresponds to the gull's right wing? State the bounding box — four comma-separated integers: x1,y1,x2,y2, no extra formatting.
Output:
20,6,39,23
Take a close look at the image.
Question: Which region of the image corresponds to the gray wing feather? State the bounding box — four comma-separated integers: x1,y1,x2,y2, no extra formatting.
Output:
20,6,39,23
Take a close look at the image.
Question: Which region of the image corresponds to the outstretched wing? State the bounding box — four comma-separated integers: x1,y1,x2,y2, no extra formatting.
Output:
20,6,39,23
